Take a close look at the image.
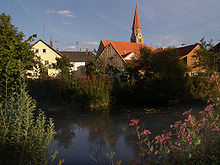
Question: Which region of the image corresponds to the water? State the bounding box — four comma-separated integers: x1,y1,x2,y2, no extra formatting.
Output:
49,105,201,165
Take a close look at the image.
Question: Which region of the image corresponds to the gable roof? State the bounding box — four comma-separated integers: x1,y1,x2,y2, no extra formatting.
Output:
32,39,63,57
153,43,199,57
132,7,141,30
177,43,199,57
60,51,95,64
101,40,154,56
211,42,220,53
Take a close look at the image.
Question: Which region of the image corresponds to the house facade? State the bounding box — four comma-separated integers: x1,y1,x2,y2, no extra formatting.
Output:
60,50,95,76
29,39,62,78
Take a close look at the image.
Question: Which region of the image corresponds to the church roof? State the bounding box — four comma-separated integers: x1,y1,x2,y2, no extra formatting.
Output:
132,7,141,30
101,40,154,56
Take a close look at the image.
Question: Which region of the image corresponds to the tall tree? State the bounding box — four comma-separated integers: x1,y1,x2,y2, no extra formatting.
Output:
0,13,36,97
195,38,220,74
53,56,72,81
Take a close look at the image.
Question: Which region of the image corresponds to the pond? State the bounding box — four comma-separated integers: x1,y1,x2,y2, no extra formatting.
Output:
49,104,202,165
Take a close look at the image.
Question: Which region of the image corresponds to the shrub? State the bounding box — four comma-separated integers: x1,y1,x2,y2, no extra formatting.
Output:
71,74,113,108
0,83,55,164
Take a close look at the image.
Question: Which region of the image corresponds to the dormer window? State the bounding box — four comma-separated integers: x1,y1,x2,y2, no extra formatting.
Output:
43,49,46,53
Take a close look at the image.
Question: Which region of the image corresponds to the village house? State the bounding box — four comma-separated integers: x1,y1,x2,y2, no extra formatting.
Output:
29,39,96,78
60,50,95,77
28,39,62,78
153,43,202,74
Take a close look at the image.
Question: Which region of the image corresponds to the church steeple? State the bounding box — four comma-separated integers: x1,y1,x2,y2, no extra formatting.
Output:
130,6,144,44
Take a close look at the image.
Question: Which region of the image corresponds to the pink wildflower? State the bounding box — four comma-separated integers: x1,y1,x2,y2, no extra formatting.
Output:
182,109,192,116
141,129,152,137
209,74,216,82
129,119,139,126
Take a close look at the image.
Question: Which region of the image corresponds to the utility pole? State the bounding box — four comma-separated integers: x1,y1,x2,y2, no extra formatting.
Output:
42,25,45,41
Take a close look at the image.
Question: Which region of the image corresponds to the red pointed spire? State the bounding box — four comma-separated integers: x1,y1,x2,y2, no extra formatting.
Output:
132,6,141,30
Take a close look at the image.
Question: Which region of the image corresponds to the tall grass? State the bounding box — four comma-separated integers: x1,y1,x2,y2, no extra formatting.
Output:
71,74,113,108
0,83,55,165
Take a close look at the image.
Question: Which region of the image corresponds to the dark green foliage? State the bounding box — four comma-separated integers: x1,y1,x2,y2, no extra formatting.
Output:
53,56,72,81
0,83,55,164
0,13,36,97
116,48,191,105
70,74,113,108
146,49,190,103
191,38,220,100
27,78,71,109
194,38,220,73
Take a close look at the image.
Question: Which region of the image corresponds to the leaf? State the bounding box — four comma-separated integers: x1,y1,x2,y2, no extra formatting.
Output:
189,153,192,159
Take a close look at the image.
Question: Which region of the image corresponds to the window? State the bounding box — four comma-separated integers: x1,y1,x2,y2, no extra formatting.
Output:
43,49,46,53
35,49,39,53
191,60,195,65
45,60,49,65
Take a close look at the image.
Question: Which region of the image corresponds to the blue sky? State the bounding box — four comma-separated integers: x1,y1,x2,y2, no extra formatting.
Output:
1,0,220,51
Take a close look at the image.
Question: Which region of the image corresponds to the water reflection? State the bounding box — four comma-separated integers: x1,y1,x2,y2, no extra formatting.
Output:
50,105,198,165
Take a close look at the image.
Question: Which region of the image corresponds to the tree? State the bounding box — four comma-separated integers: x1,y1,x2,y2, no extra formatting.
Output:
125,48,190,104
53,55,72,81
0,13,36,97
148,49,190,102
194,38,220,97
195,38,220,74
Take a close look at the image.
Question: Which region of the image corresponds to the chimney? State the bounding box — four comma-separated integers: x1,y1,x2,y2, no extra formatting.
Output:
124,49,126,54
50,37,53,48
86,49,88,54
80,48,82,52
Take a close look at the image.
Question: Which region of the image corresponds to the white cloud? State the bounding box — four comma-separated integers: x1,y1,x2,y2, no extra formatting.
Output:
82,41,99,46
45,9,55,14
45,9,76,18
65,14,76,18
63,45,76,50
57,10,71,15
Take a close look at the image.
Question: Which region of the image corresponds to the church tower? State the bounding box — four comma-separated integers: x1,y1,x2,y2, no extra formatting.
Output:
130,6,144,44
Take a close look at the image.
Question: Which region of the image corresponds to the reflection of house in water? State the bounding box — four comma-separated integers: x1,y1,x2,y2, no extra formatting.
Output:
60,50,95,77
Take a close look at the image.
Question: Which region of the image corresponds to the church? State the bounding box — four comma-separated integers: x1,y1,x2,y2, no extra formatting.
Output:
96,6,154,70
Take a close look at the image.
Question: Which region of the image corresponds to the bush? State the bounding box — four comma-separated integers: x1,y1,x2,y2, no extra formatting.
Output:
0,83,55,164
129,102,220,164
71,74,113,108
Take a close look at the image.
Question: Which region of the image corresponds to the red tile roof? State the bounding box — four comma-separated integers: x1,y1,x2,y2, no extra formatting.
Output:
101,40,154,56
132,7,141,30
153,48,172,54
